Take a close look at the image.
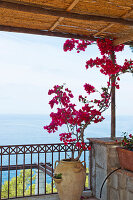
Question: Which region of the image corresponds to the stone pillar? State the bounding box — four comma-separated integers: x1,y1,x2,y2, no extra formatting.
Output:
35,170,45,195
89,138,121,200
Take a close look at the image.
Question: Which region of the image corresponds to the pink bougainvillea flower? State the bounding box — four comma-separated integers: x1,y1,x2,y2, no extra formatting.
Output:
44,38,133,160
84,83,95,95
87,146,91,151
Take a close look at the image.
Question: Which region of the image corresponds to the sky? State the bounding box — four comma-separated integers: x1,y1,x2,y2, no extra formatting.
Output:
0,31,132,116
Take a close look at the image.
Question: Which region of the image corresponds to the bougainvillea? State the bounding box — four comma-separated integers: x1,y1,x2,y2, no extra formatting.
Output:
120,132,133,151
63,39,93,53
44,38,133,160
63,38,133,87
44,83,110,159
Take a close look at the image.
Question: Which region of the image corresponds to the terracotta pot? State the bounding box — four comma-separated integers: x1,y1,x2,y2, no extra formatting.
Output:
53,159,86,200
117,147,133,171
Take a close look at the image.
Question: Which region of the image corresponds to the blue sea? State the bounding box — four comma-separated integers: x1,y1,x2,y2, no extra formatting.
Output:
0,114,132,145
0,114,132,188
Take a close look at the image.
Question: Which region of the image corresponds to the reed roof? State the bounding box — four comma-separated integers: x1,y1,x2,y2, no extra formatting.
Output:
0,0,133,45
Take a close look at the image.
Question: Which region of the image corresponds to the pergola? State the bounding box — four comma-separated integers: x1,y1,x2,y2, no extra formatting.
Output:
0,0,133,138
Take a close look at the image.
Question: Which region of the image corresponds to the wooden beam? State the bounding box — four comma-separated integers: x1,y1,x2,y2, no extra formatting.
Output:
123,9,133,18
49,0,80,31
0,1,133,27
94,24,114,37
1,164,37,171
110,52,116,139
94,8,133,37
37,164,53,177
0,25,133,46
0,24,96,41
66,0,80,11
113,32,133,45
49,17,64,31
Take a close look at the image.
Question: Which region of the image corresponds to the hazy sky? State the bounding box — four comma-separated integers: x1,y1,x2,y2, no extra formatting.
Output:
0,32,132,116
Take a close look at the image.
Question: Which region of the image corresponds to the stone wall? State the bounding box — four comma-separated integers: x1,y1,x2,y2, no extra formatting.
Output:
89,138,133,200
109,170,133,200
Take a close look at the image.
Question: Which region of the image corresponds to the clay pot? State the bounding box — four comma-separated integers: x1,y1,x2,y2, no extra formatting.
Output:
54,159,86,200
117,147,133,172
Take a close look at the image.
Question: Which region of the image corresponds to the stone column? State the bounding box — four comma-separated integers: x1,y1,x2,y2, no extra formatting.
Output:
88,138,121,200
35,170,45,195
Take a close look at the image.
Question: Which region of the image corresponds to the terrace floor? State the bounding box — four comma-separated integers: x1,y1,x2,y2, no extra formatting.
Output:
11,194,99,200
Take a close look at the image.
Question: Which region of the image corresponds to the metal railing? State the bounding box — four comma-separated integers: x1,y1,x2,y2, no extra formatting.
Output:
0,143,91,199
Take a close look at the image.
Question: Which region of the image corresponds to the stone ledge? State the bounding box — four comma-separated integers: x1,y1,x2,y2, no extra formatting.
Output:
88,137,121,145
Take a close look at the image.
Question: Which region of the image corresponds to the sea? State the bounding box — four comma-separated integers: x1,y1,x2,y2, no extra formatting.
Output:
0,114,132,186
0,114,132,145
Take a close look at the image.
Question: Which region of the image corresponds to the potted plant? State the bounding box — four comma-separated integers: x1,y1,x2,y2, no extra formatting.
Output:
44,38,133,200
44,83,111,200
117,132,133,172
53,173,62,184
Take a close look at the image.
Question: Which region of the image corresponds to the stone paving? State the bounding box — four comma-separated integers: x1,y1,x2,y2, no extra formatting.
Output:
10,189,99,200
10,194,99,200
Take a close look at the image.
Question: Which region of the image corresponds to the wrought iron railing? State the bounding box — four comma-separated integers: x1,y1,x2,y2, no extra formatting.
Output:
0,143,91,199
